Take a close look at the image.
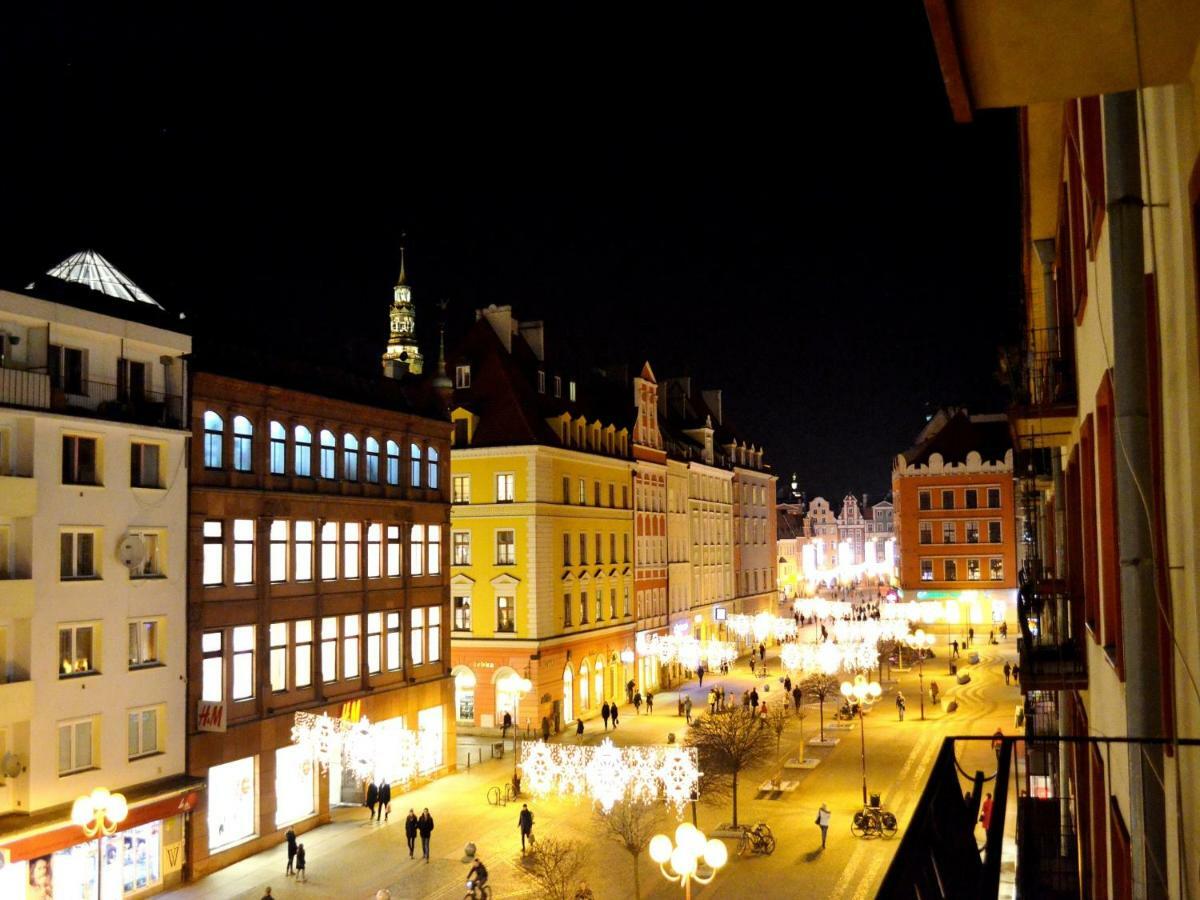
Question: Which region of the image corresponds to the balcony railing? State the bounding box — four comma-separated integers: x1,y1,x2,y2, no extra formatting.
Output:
1017,796,1081,899
1016,578,1087,690
0,366,50,410
1014,327,1077,412
1,365,184,428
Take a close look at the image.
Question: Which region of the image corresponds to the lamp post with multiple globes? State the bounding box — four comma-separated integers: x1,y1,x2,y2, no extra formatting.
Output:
497,672,533,779
903,629,935,720
71,787,128,838
840,675,882,806
648,823,728,900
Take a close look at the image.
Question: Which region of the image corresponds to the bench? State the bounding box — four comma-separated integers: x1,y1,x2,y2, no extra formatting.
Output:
758,778,799,794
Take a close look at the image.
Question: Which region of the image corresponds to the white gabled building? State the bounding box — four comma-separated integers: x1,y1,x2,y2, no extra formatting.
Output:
0,251,196,899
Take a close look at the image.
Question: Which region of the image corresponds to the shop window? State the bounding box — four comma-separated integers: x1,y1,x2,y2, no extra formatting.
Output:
411,608,425,665
418,706,444,772
386,524,402,576
343,433,359,481
411,524,426,576
269,622,288,692
453,531,471,566
201,632,223,701
367,612,382,674
62,435,99,485
295,520,314,581
113,821,163,892
319,429,336,479
131,441,161,488
497,595,515,633
365,436,380,483
275,744,316,828
385,612,402,671
343,523,361,579
128,619,160,668
453,474,471,504
207,756,256,851
59,623,97,676
202,412,223,469
321,617,338,683
232,416,253,472
127,705,163,759
386,440,400,485
454,595,472,631
496,530,515,565
410,442,423,487
294,426,313,477
58,716,96,775
233,519,254,584
343,615,360,679
427,447,440,490
320,521,338,580
269,421,287,474
231,625,254,700
455,667,476,723
295,619,313,687
367,523,382,577
60,530,97,579
428,525,441,575
270,520,289,583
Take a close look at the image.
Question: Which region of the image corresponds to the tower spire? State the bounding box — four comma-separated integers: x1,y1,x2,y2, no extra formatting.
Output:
382,236,424,377
397,241,407,286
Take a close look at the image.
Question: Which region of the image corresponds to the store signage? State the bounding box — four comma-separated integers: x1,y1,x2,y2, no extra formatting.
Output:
474,661,495,669
197,700,226,733
714,607,727,621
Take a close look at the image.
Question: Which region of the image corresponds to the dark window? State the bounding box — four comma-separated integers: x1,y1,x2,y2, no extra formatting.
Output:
918,491,931,511
131,442,160,488
965,489,978,509
62,435,98,485
941,490,954,510
987,488,1001,508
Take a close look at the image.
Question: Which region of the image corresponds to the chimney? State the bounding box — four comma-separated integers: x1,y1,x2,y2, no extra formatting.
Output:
701,389,723,425
863,493,868,511
518,320,545,361
476,304,515,353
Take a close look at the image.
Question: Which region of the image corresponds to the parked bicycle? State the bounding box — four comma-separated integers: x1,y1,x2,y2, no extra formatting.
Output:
850,804,898,839
486,782,513,807
737,822,776,856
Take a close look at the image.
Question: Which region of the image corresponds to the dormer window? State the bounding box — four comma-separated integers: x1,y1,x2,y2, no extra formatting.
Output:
569,381,576,401
537,370,546,393
554,376,562,398
455,365,471,389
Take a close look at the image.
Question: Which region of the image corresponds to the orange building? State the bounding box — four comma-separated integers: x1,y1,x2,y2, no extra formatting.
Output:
893,409,1017,628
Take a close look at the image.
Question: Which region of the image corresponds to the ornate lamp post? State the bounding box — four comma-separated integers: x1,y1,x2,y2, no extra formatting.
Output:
71,787,128,838
649,823,728,900
498,673,532,778
840,675,882,806
903,630,935,720
621,647,635,697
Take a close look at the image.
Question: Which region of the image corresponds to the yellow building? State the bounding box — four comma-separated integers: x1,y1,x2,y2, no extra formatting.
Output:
446,306,635,734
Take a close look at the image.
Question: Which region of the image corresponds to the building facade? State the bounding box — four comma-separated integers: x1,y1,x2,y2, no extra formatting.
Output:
447,306,635,735
731,450,777,617
631,362,668,693
185,367,453,878
0,255,196,899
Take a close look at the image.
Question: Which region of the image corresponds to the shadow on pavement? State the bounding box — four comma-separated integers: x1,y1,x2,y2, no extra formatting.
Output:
804,848,825,863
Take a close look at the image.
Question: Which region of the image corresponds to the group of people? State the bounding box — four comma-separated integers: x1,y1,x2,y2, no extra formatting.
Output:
365,779,392,822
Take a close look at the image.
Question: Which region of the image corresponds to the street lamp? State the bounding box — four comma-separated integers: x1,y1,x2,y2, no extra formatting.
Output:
621,647,635,696
649,823,728,900
840,675,882,806
903,629,935,720
71,787,128,838
498,673,532,779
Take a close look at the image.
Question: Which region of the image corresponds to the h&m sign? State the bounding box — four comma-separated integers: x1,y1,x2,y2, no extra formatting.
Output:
197,700,226,733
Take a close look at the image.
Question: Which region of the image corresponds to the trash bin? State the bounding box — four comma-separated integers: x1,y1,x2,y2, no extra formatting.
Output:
869,792,881,808
491,741,505,759
950,662,957,676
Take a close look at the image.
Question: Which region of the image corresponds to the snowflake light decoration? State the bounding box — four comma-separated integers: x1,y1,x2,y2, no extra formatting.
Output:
291,712,350,772
521,741,557,797
657,746,701,815
518,742,699,814
586,739,631,812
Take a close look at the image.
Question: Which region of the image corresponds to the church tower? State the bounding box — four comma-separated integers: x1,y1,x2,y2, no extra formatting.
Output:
382,246,424,375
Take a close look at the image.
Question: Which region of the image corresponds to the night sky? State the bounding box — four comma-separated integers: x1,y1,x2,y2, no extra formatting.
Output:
1,3,1021,501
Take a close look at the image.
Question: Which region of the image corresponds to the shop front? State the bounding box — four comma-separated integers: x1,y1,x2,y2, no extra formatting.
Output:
0,787,199,900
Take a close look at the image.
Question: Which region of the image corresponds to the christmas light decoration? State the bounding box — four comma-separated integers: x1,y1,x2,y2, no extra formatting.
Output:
291,711,428,786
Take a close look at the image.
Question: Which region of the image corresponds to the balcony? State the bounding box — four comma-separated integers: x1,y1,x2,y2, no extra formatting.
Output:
0,475,35,518
1017,797,1080,899
1008,328,1077,449
0,680,33,728
0,366,50,410
0,365,184,429
0,577,34,619
1017,582,1087,691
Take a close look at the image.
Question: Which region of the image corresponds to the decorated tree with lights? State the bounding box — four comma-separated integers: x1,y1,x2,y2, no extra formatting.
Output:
684,707,773,827
803,673,841,743
595,799,666,900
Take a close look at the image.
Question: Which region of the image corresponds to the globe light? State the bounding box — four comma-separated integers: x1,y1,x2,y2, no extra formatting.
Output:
621,648,635,665
649,834,673,864
840,681,854,698
671,845,697,878
704,838,728,869
70,796,93,829
675,822,702,853
107,792,128,824
868,682,883,700
90,787,111,810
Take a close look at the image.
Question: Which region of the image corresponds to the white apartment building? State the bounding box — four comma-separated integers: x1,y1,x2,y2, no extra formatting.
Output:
0,252,195,899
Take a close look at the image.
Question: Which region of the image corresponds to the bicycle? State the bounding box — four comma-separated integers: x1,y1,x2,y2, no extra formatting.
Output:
850,805,898,839
736,822,776,856
463,879,493,899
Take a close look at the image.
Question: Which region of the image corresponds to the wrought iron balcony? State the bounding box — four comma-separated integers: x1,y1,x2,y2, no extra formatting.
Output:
1017,580,1087,691
0,364,184,429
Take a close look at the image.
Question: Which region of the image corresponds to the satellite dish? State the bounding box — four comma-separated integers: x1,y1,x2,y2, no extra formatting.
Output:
1,752,21,778
118,534,147,570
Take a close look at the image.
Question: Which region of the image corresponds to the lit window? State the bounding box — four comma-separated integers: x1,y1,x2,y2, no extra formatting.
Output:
427,447,440,490
410,443,423,487
270,520,289,583
920,560,933,582
385,612,401,671
131,441,161,488
343,615,360,679
367,523,382,577
59,624,97,676
386,524,402,576
580,591,589,624
942,522,956,544
456,365,471,388
231,625,254,700
343,523,361,579
62,435,99,485
966,521,979,543
58,717,95,775
365,437,380,482
232,416,253,472
201,632,223,701
496,473,514,502
295,620,313,687
411,608,425,665
233,519,254,584
269,622,288,692
60,530,97,579
411,524,426,576
128,619,160,668
537,370,546,393
367,612,382,675
578,479,586,505
128,706,162,759
453,531,471,566
428,607,441,662
343,433,359,481
990,558,1004,580
967,559,981,581
610,587,618,619
270,421,287,474
203,411,223,469
320,617,338,683
320,522,338,580
496,530,515,565
319,430,336,479
386,440,400,485
454,595,472,631
294,426,312,477
427,525,442,574
569,381,576,401
496,596,515,633
295,520,314,581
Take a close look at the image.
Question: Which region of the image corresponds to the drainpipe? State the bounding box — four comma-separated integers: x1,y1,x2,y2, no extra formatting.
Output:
1104,90,1167,899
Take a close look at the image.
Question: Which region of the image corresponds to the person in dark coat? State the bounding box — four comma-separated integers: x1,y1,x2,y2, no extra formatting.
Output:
792,685,803,713
541,716,551,742
518,803,535,854
633,691,642,714
285,827,297,875
502,710,512,738
645,691,654,713
378,781,391,822
601,701,611,731
295,843,306,882
575,717,584,742
697,664,705,686
759,643,766,663
1003,662,1012,685
366,782,379,820
417,808,434,862
610,704,619,728
750,688,759,711
404,809,418,858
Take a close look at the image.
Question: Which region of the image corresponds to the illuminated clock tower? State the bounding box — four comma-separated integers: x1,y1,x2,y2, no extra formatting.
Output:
382,247,424,375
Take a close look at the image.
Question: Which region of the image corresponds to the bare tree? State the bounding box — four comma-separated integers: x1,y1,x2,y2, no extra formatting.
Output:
595,799,666,899
523,836,584,900
767,702,790,759
685,707,774,826
803,674,841,743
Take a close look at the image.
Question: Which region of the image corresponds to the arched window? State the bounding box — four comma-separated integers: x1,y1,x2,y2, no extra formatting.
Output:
343,433,359,481
365,437,380,483
294,426,312,477
410,442,422,488
594,657,605,705
427,446,440,490
385,440,400,485
232,415,253,472
319,429,336,479
562,666,574,723
269,421,287,474
202,411,223,468
579,661,590,711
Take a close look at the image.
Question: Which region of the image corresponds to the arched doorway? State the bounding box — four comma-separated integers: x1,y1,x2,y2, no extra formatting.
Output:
562,665,574,723
452,665,476,725
594,657,605,705
579,660,591,711
493,666,521,725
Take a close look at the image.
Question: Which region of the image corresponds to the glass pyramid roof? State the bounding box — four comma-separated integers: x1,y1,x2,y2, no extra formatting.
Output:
30,249,162,309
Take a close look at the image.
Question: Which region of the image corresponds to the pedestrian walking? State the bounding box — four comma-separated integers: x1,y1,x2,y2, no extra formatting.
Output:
816,802,831,849
295,843,306,882
981,792,994,830
698,664,706,687
518,803,535,854
930,681,940,704
1003,662,1012,685
759,703,768,728
576,717,584,742
627,679,635,703
968,627,975,647
951,640,960,658
750,688,759,711
989,629,996,645
574,881,596,900
366,781,379,821
708,688,717,714
633,691,642,714
742,689,750,708
611,705,619,728
285,827,297,875
541,716,551,742
379,780,391,822
404,809,418,858
896,692,906,721
784,675,792,694
1012,664,1020,683
684,696,693,724
646,691,654,713
601,701,611,731
992,729,1004,759
792,685,803,713
759,643,766,663
417,808,434,862
1000,621,1008,640
261,888,274,900
748,655,756,673
502,710,513,739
